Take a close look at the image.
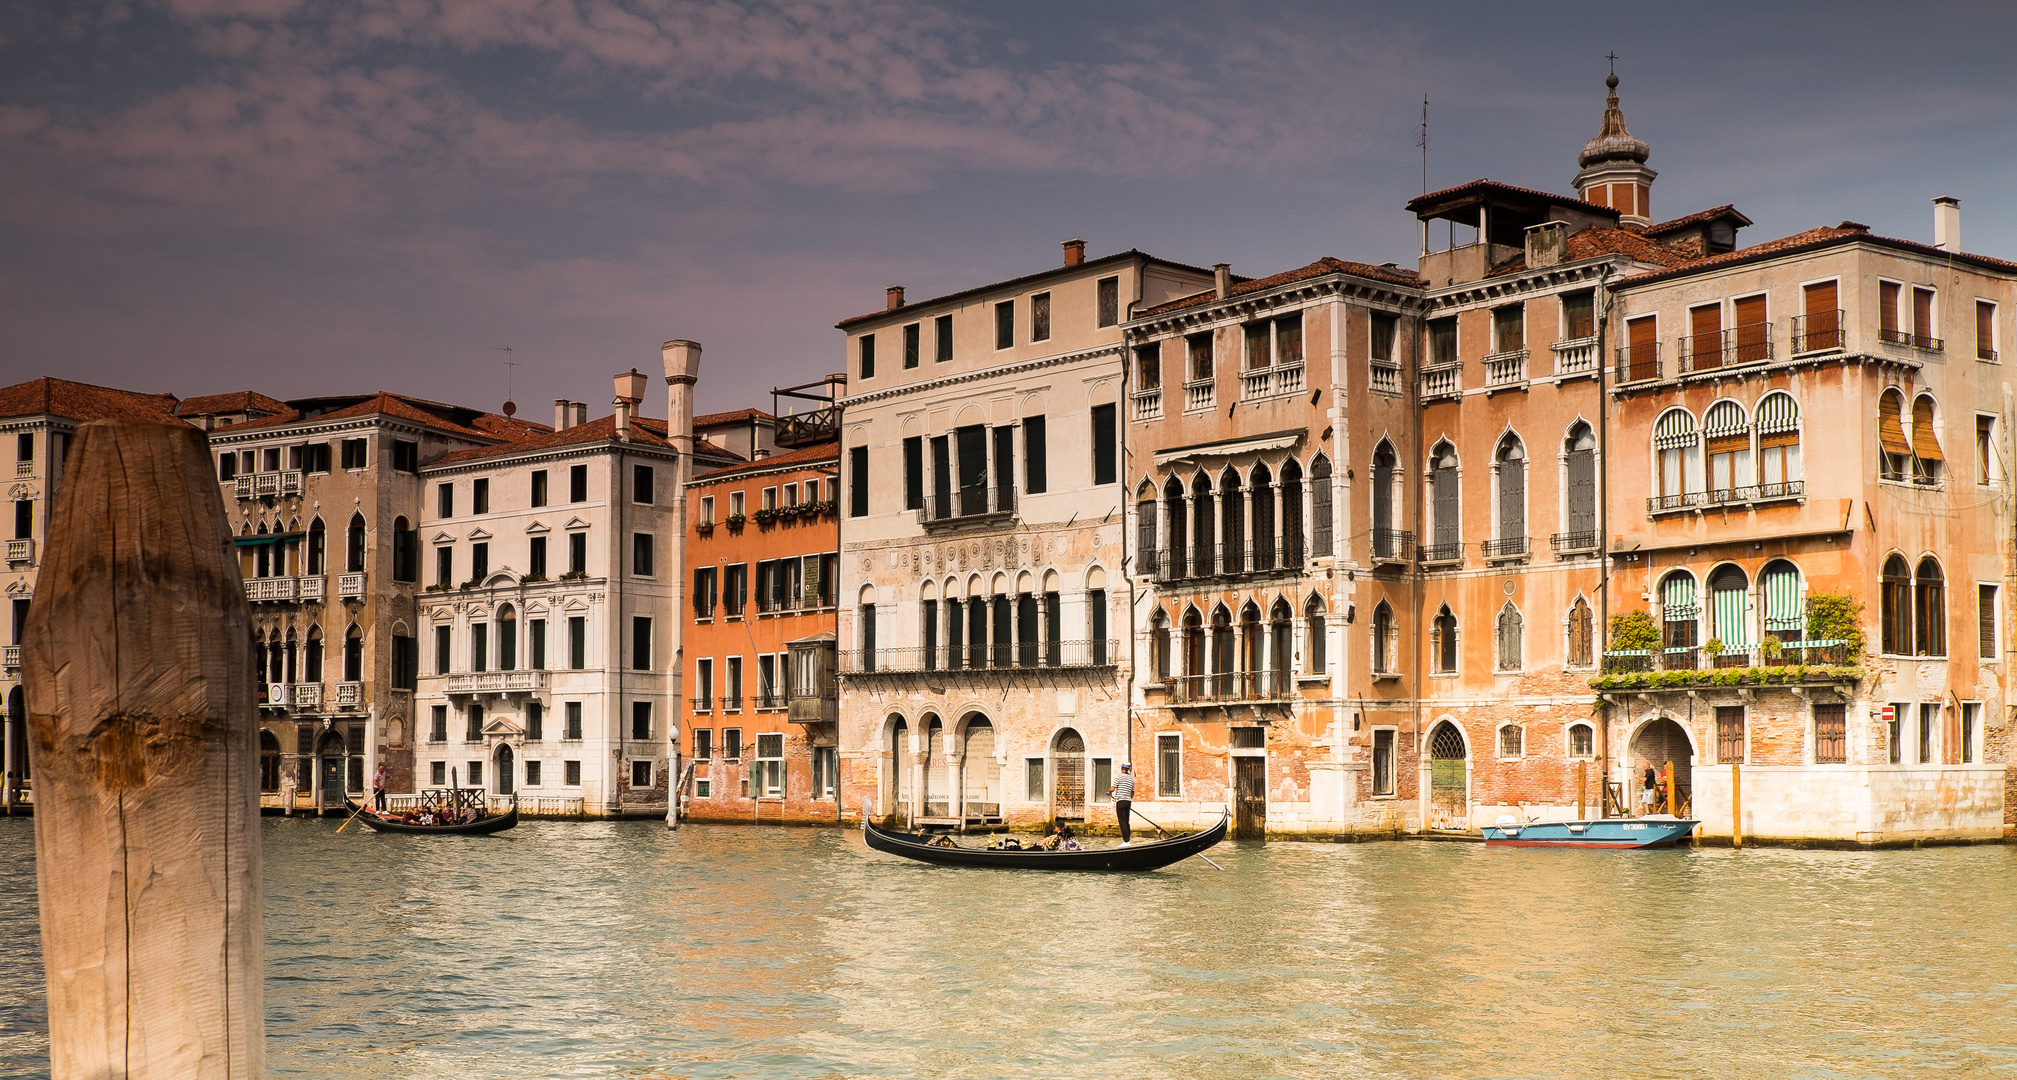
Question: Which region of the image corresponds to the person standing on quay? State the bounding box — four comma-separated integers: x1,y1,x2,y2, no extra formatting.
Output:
372,762,387,811
1110,762,1136,845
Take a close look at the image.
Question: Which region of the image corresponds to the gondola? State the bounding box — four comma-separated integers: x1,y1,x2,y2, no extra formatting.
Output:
861,812,1227,871
344,788,518,836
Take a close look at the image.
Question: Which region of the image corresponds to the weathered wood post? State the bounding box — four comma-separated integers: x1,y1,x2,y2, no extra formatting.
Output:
1663,759,1677,817
23,419,264,1079
1576,761,1587,820
1730,762,1743,848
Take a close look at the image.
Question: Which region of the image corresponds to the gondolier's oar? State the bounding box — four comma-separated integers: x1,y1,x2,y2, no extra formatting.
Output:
334,796,372,834
1128,810,1225,869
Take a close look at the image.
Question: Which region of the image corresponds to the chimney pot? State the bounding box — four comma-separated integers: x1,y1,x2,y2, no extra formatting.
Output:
572,402,588,428
1934,196,1961,251
554,399,571,431
615,367,648,405
1062,238,1086,266
1213,263,1231,300
886,285,905,310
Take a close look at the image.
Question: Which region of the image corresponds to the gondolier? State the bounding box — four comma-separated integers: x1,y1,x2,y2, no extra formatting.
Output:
1109,762,1136,845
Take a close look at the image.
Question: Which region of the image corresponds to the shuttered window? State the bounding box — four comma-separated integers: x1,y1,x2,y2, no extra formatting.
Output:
1878,390,1910,478
1565,425,1596,539
1813,704,1846,765
1978,300,1998,361
1911,396,1943,463
1430,447,1459,551
1661,573,1699,649
1912,287,1936,345
1980,583,1999,660
1709,564,1750,647
1689,304,1722,368
1880,281,1900,336
1625,316,1657,378
1733,295,1769,363
1802,281,1840,351
1763,562,1804,640
1496,439,1525,540
1716,706,1746,764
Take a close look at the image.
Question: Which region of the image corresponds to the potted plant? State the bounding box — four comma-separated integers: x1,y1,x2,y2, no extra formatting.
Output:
1702,637,1724,660
1761,634,1783,663
725,512,747,531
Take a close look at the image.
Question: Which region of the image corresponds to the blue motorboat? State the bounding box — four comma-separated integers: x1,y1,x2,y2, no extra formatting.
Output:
1480,814,1698,848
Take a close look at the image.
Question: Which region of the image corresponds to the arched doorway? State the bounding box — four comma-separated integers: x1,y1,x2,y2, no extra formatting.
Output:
316,729,348,809
1051,728,1085,821
922,716,947,817
886,717,909,821
1427,721,1469,830
259,730,282,793
1631,718,1695,813
495,743,515,796
960,717,998,821
6,686,27,809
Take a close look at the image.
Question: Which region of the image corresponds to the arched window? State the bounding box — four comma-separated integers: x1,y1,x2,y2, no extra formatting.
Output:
342,624,363,682
1190,473,1214,579
1707,564,1750,652
1238,602,1263,697
1280,459,1304,565
1567,596,1593,667
1654,408,1699,507
1268,599,1293,694
283,627,298,684
1915,557,1946,656
346,513,367,573
1761,560,1804,643
1498,724,1523,758
259,730,281,792
1150,608,1171,682
1568,722,1594,758
1428,443,1459,561
1371,600,1395,674
1251,462,1276,572
1911,395,1944,484
497,603,518,671
1219,469,1245,576
1164,476,1188,578
1433,605,1458,673
1704,400,1751,498
1881,555,1912,654
1210,606,1234,697
1496,602,1523,671
1181,607,1205,693
1371,442,1398,559
304,626,324,683
1136,482,1158,575
1878,389,1910,481
1495,434,1526,552
306,517,327,575
1660,571,1699,650
1309,455,1333,556
1756,392,1801,491
392,516,417,582
1304,595,1327,674
1564,424,1596,547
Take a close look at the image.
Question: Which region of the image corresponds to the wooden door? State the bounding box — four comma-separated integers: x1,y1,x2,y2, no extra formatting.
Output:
1234,757,1267,839
1627,316,1657,380
1053,738,1085,821
1734,295,1769,363
495,744,514,795
319,755,344,807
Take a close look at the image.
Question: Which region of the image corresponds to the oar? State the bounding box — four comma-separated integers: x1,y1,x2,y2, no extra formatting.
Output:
334,796,371,834
1128,809,1225,870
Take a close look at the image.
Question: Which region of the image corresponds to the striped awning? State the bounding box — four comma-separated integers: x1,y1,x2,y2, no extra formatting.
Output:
1756,392,1799,434
1911,395,1943,462
1712,579,1749,646
233,532,303,547
1654,408,1698,450
1879,392,1910,456
1661,573,1698,618
1703,400,1749,439
1763,564,1803,632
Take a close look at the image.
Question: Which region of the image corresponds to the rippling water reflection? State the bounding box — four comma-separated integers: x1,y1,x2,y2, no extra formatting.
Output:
2,817,2015,1077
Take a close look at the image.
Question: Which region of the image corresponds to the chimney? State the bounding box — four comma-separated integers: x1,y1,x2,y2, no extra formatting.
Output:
659,338,704,823
1934,196,1961,251
886,285,905,310
554,399,571,431
1525,221,1567,269
1062,238,1086,266
1214,263,1231,300
613,368,647,442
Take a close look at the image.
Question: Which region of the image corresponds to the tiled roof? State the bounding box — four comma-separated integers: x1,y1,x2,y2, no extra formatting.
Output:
177,390,291,417
1609,223,2017,287
229,391,525,441
1136,257,1420,318
428,414,741,467
1405,178,1619,219
1640,204,1752,237
0,377,182,424
1487,225,1697,277
694,407,774,428
835,249,1221,328
694,440,838,481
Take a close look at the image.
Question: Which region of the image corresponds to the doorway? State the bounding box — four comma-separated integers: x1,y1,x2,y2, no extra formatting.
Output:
1630,718,1695,813
961,718,998,818
1052,728,1085,820
5,686,27,807
1427,721,1469,831
317,730,347,809
1234,756,1267,839
923,716,947,817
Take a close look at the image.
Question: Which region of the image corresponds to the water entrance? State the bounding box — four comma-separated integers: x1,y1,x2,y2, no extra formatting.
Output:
1052,728,1084,820
1631,717,1695,813
1234,756,1267,839
1428,721,1468,830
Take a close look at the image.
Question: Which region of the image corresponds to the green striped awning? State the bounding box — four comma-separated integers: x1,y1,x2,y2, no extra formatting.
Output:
1756,392,1799,435
233,532,303,548
1763,563,1803,632
1654,408,1698,449
1661,573,1698,618
1704,400,1749,439
1713,582,1748,646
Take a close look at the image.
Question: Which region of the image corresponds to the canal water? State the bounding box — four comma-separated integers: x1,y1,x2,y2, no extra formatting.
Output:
2,817,2015,1079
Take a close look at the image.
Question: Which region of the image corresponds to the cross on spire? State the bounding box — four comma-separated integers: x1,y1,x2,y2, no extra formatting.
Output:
1606,51,1619,75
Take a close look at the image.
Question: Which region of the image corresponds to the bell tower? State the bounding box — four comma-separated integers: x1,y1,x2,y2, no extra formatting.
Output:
1573,68,1656,227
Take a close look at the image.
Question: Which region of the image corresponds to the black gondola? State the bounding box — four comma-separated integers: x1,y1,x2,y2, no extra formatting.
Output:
344,787,518,836
861,812,1227,871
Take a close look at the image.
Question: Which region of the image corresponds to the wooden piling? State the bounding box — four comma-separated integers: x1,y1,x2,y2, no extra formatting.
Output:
22,420,264,1079
1663,759,1676,817
1731,762,1743,848
1576,761,1586,820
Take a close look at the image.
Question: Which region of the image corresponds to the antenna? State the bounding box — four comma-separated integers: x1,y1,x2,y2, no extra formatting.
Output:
1416,95,1428,194
494,346,520,418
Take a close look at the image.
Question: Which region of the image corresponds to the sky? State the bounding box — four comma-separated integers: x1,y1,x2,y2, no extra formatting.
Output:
2,1,2014,421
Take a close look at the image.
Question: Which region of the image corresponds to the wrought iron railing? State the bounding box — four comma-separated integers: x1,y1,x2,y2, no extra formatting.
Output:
1550,531,1597,553
1371,529,1414,562
1419,541,1464,565
1150,541,1301,581
1481,535,1530,560
920,486,1015,526
1602,638,1850,674
1649,481,1805,515
1167,671,1295,705
1791,310,1844,354
839,639,1116,674
1615,343,1661,383
1680,323,1773,373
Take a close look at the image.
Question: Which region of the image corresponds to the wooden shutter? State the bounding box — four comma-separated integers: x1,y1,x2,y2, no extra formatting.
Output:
1627,316,1657,378
1980,584,1998,659
1433,466,1458,548
1878,392,1910,456
1913,288,1935,341
1803,281,1840,350
1566,449,1595,537
1880,281,1900,336
1733,295,1768,363
1689,304,1723,369
1911,396,1943,462
1979,301,1997,360
1498,454,1525,538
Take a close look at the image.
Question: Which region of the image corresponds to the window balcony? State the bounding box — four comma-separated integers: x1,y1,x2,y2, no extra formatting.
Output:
919,487,1016,531
1369,360,1401,394
1239,361,1305,401
691,696,713,714
1183,378,1216,413
300,575,327,601
1880,328,1942,352
232,470,303,500
1150,541,1302,583
14,461,32,477
1648,480,1805,516
445,670,549,694
1131,386,1163,421
292,683,322,708
6,539,33,565
245,576,299,602
1550,531,1598,555
839,639,1117,675
1600,639,1851,677
1419,542,1464,567
1614,344,1661,383
1167,671,1295,707
1371,529,1414,565
264,682,291,707
3,645,19,672
1791,311,1845,354
337,572,367,599
1419,362,1462,402
1551,335,1599,376
335,682,362,708
1481,535,1530,562
787,636,838,725
1679,324,1773,374
1482,349,1528,390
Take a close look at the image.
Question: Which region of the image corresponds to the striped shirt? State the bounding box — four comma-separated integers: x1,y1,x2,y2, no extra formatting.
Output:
1111,772,1135,801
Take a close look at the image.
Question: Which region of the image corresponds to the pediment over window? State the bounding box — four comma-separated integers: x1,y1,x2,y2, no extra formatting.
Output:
467,528,493,541
431,531,456,545
564,517,591,531
525,521,551,535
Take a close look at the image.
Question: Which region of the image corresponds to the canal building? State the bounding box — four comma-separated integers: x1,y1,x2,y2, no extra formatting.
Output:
832,243,1218,828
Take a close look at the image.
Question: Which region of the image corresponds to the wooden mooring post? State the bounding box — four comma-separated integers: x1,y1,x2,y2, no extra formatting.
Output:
22,420,264,1078
1731,762,1743,848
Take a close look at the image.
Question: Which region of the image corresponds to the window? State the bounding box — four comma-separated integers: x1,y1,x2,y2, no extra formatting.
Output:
471,478,489,515
1310,455,1332,556
1091,403,1116,485
725,655,743,711
1568,597,1594,667
1024,415,1047,494
567,616,586,669
392,439,419,473
528,618,545,670
724,727,743,761
529,536,547,578
340,438,368,469
1156,733,1182,798
471,542,489,579
392,518,417,582
1561,291,1594,340
470,622,488,672
1031,292,1051,342
630,758,653,786
1091,758,1112,803
1886,703,1904,764
1879,389,1911,481
724,564,747,617
1881,555,1912,655
430,545,452,589
430,705,447,742
1961,702,1980,764
812,747,838,799
1495,603,1523,671
391,633,417,690
1371,729,1396,795
432,624,451,675
564,760,581,785
1703,401,1750,498
1429,443,1459,557
900,436,924,510
1025,757,1044,801
568,532,587,574
531,469,548,507
691,728,713,760
345,514,367,573
1432,605,1458,673
1494,435,1525,544
1756,393,1800,489
1912,286,1938,349
1716,706,1746,764
1493,304,1524,354
1568,723,1594,758
1812,703,1846,764
1498,725,1523,758
1661,572,1699,650
1915,558,1945,657
755,733,784,797
1371,602,1395,674
466,701,483,741
693,566,718,619
431,761,446,785
525,760,541,786
1304,596,1326,674
849,446,869,517
1980,584,1999,660
632,701,652,741
527,701,543,740
1762,560,1803,643
995,300,1014,349
1097,276,1120,327
1654,408,1700,503
217,452,237,481
1428,316,1456,366
557,701,579,741
1371,311,1398,365
903,322,920,369
302,442,330,473
1879,279,1903,343
1186,332,1212,383
758,653,778,707
1978,300,1998,361
858,333,876,379
1918,702,1938,764
693,657,714,711
632,533,653,577
1911,395,1944,484
1708,563,1749,651
935,314,953,363
569,464,588,502
632,616,652,670
1978,416,1999,485
858,601,877,670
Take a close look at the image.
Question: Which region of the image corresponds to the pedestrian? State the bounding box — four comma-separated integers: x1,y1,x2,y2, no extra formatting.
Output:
1109,761,1136,845
372,762,387,811
1639,760,1657,815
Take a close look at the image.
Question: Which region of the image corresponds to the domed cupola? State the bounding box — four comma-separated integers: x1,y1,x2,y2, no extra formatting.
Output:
1573,71,1657,226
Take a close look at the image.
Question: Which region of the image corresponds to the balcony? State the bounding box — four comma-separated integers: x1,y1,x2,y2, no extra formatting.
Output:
233,470,304,500
1614,343,1661,383
1419,362,1462,402
787,635,837,725
445,670,550,694
1551,335,1599,376
1597,639,1855,689
245,576,299,602
691,696,713,714
1131,386,1163,421
3,645,19,672
1183,378,1216,413
1166,671,1295,707
6,539,32,565
919,486,1015,530
335,682,362,708
752,588,837,616
1371,529,1414,565
337,572,367,599
300,576,327,602
1647,480,1805,516
1369,360,1401,394
1880,327,1942,352
1150,540,1302,583
1239,361,1305,401
774,404,838,448
1481,535,1530,562
14,461,31,477
1679,324,1773,374
1550,531,1598,555
292,683,322,708
1482,349,1528,391
1791,310,1844,355
1419,541,1464,567
840,639,1117,675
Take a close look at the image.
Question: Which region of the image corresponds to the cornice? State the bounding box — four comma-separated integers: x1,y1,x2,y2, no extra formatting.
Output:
840,345,1124,409
421,440,685,478
1126,274,1425,338
1424,256,1627,311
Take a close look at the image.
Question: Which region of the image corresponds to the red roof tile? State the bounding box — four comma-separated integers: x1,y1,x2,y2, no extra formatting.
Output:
0,378,183,425
694,440,839,481
177,390,291,417
1640,204,1752,237
1405,178,1620,219
694,407,774,428
1608,223,2016,288
1487,225,1696,277
427,414,741,467
1136,257,1419,318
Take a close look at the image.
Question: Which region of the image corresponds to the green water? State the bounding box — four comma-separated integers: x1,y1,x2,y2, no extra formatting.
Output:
2,817,2014,1078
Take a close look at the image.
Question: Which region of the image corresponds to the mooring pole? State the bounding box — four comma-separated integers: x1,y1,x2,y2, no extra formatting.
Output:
1664,759,1676,817
1730,762,1743,848
23,419,264,1079
1576,760,1586,821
